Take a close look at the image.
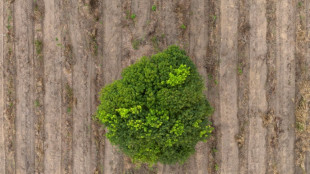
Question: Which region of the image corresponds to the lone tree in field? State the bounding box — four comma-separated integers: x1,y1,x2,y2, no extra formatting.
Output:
96,45,213,165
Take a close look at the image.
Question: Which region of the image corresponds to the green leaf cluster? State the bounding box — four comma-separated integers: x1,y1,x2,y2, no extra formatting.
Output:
96,45,213,165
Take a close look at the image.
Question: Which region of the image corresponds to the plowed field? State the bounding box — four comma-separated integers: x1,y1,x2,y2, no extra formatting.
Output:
0,0,310,173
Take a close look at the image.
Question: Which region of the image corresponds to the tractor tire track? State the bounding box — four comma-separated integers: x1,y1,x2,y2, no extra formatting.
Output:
248,0,268,173
14,0,35,173
188,0,209,173
43,0,63,173
70,0,97,173
275,0,296,173
103,0,124,173
219,0,239,173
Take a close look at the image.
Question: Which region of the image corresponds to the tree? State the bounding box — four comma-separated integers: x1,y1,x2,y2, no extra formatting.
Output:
96,45,213,165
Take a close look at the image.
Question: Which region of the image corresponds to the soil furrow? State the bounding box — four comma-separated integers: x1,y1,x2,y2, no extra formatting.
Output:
33,0,46,173
43,0,62,173
161,0,177,46
175,0,190,51
0,0,306,173
0,0,5,172
14,0,35,173
120,0,153,72
92,0,105,172
121,1,154,173
306,0,310,173
248,0,268,173
157,1,181,173
131,0,151,39
60,1,74,173
61,40,73,174
188,0,208,173
85,0,105,172
89,31,99,174
295,0,310,173
219,0,239,173
307,155,310,174
3,1,16,173
275,0,296,173
307,0,310,74
70,0,94,173
236,0,250,173
86,0,105,173
103,0,124,173
306,0,310,172
0,1,6,173
265,0,278,173
205,0,220,173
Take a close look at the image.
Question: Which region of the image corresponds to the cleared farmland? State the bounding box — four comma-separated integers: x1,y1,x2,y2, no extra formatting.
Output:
0,0,309,173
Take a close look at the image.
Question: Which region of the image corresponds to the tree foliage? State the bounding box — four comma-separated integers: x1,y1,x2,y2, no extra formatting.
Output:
96,45,213,165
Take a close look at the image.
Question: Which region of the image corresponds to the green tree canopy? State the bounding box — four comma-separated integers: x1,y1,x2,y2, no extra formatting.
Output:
96,45,213,165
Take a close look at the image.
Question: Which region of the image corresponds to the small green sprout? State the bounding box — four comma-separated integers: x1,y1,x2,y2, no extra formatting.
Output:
212,15,217,21
238,67,243,75
131,13,136,20
152,5,157,11
35,40,43,54
215,164,219,171
132,39,141,50
212,148,218,153
214,79,218,85
67,107,72,113
34,100,40,107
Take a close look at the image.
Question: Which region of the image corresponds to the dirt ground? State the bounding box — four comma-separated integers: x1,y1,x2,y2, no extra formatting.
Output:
0,0,310,173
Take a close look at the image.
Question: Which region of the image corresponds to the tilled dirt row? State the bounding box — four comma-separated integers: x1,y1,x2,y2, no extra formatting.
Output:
0,0,4,173
1,0,310,173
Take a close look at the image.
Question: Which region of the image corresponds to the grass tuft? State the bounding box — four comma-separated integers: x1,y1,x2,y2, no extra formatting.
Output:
180,24,186,30
152,5,156,11
132,39,141,50
35,40,43,55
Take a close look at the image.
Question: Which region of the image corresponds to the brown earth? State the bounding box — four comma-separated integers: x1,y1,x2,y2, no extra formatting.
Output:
1,0,310,173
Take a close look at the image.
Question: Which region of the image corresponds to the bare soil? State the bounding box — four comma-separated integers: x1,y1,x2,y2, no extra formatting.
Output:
1,0,310,173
